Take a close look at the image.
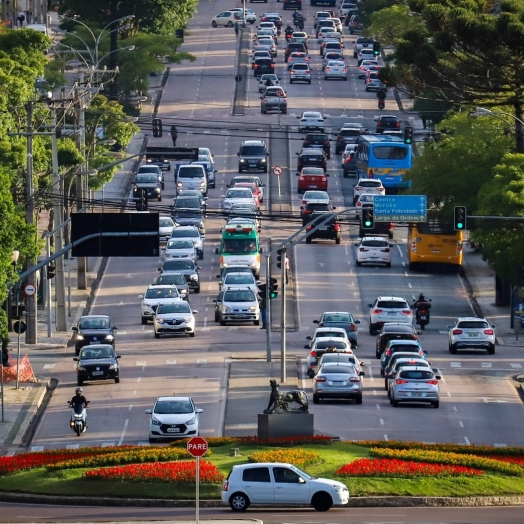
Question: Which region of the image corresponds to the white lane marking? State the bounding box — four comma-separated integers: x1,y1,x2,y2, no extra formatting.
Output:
118,419,129,446
494,443,507,448
31,446,44,452
396,245,403,257
204,317,208,328
137,441,151,447
101,442,116,447
376,404,380,410
367,364,374,382
345,244,348,256
125,273,132,279
133,390,137,396
43,364,55,369
137,377,142,383
66,444,79,449
380,418,384,425
128,404,133,411
450,362,462,368
196,359,207,364
447,392,452,397
373,389,377,396
459,421,464,428
464,436,470,445
408,283,412,289
453,406,458,412
201,327,211,331
166,359,176,365
228,327,238,331
481,362,492,368
511,363,522,369
136,362,146,368
384,434,389,441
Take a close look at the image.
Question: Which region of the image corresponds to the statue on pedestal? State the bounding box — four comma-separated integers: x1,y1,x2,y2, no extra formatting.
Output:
264,379,309,414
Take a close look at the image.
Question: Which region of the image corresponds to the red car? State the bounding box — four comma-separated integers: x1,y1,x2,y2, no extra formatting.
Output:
231,182,262,207
296,167,329,193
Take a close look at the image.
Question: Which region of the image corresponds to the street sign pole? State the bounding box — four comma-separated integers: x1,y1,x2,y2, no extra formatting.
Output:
187,436,208,524
196,455,200,524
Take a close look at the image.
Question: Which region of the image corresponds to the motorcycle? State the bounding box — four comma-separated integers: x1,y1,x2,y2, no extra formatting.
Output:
378,98,385,110
413,299,432,330
285,32,293,43
68,400,89,436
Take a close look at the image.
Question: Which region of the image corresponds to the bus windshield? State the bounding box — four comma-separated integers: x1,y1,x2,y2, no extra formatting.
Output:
223,239,258,254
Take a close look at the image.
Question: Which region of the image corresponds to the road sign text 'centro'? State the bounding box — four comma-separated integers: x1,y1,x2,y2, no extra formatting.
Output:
187,436,208,457
373,195,427,222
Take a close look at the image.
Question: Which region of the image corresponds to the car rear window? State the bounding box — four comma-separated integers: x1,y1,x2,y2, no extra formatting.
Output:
391,345,420,353
315,340,348,349
306,203,331,211
377,301,408,309
322,364,355,374
341,129,362,136
399,370,434,380
359,180,381,187
457,321,490,329
362,240,388,248
293,63,309,70
357,37,374,44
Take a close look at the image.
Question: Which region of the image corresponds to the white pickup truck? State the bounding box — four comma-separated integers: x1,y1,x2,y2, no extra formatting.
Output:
339,2,358,20
260,86,287,114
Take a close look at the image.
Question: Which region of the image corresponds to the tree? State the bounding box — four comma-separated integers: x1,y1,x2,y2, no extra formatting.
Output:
404,112,512,212
389,1,524,152
358,0,400,26
473,154,524,286
368,4,425,47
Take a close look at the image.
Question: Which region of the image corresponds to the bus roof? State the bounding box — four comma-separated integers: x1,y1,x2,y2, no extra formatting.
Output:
359,134,405,144
222,223,258,236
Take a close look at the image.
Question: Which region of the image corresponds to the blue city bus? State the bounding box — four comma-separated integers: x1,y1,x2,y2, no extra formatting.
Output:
355,135,412,194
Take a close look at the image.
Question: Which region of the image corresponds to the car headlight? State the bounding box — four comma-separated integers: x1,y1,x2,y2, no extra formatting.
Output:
261,158,267,163
151,417,161,426
223,306,232,313
190,274,198,281
249,306,257,311
177,181,183,187
239,159,246,163
185,415,197,425
157,318,165,324
105,335,114,341
180,289,187,295
250,262,258,269
183,317,192,323
194,241,202,249
200,181,206,187
155,188,160,192
77,365,85,371
109,363,118,370
332,484,345,492
76,335,84,340
165,253,172,258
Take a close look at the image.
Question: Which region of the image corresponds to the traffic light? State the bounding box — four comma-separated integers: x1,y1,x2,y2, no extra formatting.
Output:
404,126,413,145
373,41,380,56
258,284,267,300
47,264,56,279
152,118,163,137
362,207,374,229
269,277,278,299
454,206,467,231
276,248,283,268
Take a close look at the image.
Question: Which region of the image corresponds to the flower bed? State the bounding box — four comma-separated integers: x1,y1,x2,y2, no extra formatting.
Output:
84,460,224,483
248,448,320,467
370,447,524,476
47,447,193,471
336,458,483,477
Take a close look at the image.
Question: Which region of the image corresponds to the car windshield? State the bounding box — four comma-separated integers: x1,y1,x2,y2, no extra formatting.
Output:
154,400,194,414
223,239,258,254
174,198,201,208
159,218,174,227
79,318,109,329
171,228,198,238
163,260,195,270
80,346,113,359
156,274,186,285
227,189,252,199
167,240,194,250
178,167,204,178
144,288,178,299
138,167,159,174
157,303,191,314
136,175,157,184
377,301,408,309
240,145,266,156
224,290,256,302
225,274,254,285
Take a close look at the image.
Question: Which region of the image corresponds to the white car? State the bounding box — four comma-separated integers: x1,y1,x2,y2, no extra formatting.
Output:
222,462,349,511
258,21,277,36
447,316,496,354
221,187,256,213
298,111,325,132
355,235,392,268
220,272,260,293
301,190,330,205
153,300,197,338
306,337,354,377
352,179,385,205
306,327,351,349
211,11,242,27
158,216,176,242
389,367,441,408
324,60,348,80
258,74,280,92
355,193,376,217
164,239,197,260
198,147,215,167
170,225,204,260
218,287,260,326
317,28,338,44
145,396,202,442
326,17,343,33
368,296,413,335
341,143,357,167
228,8,257,24
138,285,181,325
357,48,376,65
358,59,379,78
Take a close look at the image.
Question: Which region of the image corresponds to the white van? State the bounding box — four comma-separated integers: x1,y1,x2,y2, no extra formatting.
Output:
176,164,207,196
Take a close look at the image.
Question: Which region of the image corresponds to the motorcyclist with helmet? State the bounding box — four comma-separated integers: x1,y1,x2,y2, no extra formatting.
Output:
413,293,432,327
69,387,89,423
285,24,294,42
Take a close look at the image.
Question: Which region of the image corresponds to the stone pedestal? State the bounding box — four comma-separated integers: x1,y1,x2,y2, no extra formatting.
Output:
258,413,314,439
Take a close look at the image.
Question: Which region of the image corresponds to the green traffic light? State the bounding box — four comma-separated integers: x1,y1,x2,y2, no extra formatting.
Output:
364,220,372,227
457,222,464,229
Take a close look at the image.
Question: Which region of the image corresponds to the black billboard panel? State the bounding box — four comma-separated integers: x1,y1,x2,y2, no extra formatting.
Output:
71,213,159,257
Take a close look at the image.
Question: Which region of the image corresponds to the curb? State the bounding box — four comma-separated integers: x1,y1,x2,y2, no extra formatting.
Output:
0,492,522,508
12,381,48,447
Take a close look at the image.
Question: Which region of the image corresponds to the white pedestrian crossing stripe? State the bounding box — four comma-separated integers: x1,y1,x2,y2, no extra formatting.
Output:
511,363,523,369
481,362,492,368
101,442,116,447
66,444,79,449
450,362,462,368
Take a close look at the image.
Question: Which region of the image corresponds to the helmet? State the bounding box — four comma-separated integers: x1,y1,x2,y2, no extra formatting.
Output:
418,293,425,300
75,387,82,395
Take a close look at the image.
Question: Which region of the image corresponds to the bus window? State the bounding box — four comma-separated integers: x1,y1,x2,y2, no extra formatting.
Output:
372,146,408,160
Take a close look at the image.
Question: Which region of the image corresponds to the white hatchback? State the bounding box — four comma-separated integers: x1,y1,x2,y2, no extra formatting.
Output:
355,236,392,268
138,285,180,325
298,111,326,132
222,462,349,511
352,178,385,204
368,296,413,335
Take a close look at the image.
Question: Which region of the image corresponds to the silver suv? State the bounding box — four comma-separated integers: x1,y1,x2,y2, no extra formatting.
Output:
290,62,311,84
447,317,496,354
218,287,260,326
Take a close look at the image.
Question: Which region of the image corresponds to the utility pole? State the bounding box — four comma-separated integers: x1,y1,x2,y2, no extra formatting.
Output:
76,71,87,289
50,105,67,330
280,249,287,383
25,101,37,345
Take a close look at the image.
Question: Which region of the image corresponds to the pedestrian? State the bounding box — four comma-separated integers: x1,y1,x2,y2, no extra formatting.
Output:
170,125,178,146
259,294,267,330
234,21,240,37
17,11,25,27
421,115,427,130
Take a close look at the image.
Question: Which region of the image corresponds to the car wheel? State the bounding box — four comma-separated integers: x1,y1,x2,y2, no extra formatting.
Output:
308,80,311,84
214,311,219,322
189,331,195,338
386,262,391,268
356,261,362,267
312,492,333,512
148,436,157,444
198,251,204,260
158,195,162,202
432,401,440,408
229,492,250,511
194,286,200,294
487,345,495,354
219,317,226,326
141,317,147,325
154,331,160,339
384,380,388,391
115,376,120,384
335,235,341,244
376,350,381,359
306,236,312,244
308,369,315,378
264,166,268,173
380,367,384,377
449,344,457,354
77,379,83,386
254,318,260,326
392,399,399,407
212,21,217,28
238,166,243,173
313,394,320,404
355,394,363,405
227,21,233,27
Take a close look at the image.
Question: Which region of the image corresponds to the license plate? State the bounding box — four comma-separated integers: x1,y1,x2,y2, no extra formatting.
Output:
90,341,100,344
419,315,427,320
167,428,180,433
249,164,257,167
319,226,328,230
468,332,479,337
92,371,104,376
331,381,345,386
408,392,422,397
309,185,317,188
387,312,397,315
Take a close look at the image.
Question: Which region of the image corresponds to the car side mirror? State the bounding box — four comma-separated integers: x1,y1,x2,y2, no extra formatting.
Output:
332,206,336,210
359,371,365,376
73,357,79,362
138,295,144,299
145,409,152,415
423,350,428,356
367,304,373,308
215,248,219,254
113,326,118,330
435,375,441,380
196,408,203,414
197,266,201,270
446,324,453,329
354,319,361,324
296,152,299,155
260,247,263,253
260,96,263,99
237,152,240,156
298,477,306,484
193,310,198,314
296,172,300,176
313,320,319,324
354,243,359,246
306,336,312,340
304,344,310,349
157,268,161,271
72,326,78,331
116,355,121,359
492,324,495,328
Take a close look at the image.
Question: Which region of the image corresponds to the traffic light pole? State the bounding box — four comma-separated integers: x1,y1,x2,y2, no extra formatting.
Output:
265,255,271,362
280,249,287,383
46,234,52,338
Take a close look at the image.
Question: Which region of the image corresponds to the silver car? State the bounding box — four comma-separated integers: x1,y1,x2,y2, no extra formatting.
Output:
448,316,496,354
384,356,431,393
290,62,311,84
218,287,260,326
313,362,364,404
164,239,197,260
306,338,353,377
324,60,348,80
153,300,197,338
139,285,181,325
389,367,441,408
170,225,204,260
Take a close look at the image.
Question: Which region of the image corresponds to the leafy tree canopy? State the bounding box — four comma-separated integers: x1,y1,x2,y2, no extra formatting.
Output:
368,4,425,47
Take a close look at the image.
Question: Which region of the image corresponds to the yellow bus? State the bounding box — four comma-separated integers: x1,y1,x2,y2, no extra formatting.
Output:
407,220,463,271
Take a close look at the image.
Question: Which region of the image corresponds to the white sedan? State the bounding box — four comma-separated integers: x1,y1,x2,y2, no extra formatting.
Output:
211,11,241,27
139,285,181,325
221,187,256,213
228,8,257,24
324,60,348,80
153,300,197,338
298,111,325,132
